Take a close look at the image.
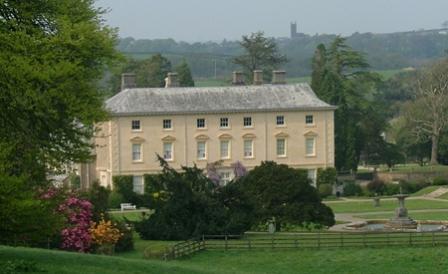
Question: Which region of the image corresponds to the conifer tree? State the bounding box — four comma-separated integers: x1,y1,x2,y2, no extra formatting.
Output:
175,60,195,87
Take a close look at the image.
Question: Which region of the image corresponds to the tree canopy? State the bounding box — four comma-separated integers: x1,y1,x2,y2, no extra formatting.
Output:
0,0,119,181
311,37,388,171
233,32,287,82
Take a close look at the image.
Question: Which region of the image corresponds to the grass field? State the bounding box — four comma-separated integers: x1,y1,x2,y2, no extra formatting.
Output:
109,210,151,222
327,199,448,214
376,164,448,173
3,245,448,274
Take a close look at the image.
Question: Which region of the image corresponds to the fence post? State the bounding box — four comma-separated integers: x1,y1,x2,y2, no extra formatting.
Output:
409,232,412,246
248,238,251,250
340,232,343,248
225,235,228,251
271,236,275,249
432,232,435,246
318,232,321,249
387,232,390,246
363,233,366,247
294,238,298,249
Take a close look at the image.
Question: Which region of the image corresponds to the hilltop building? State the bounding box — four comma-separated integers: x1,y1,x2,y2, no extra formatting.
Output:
290,22,306,39
87,71,335,192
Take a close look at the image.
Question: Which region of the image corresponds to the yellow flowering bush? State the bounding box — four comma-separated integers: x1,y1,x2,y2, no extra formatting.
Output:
89,217,122,246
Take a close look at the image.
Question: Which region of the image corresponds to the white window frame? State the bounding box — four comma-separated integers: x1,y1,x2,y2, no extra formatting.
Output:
132,143,142,162
276,115,285,126
305,115,314,125
163,142,173,161
197,118,206,128
197,141,207,160
220,117,229,128
131,120,141,131
307,169,317,187
305,137,316,156
220,140,231,159
163,119,172,130
243,117,252,128
132,175,144,194
276,138,287,157
219,171,232,186
243,139,254,158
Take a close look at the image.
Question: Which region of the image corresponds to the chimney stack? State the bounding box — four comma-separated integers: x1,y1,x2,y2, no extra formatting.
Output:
253,70,263,85
272,70,286,85
121,73,136,90
232,71,244,85
165,72,179,88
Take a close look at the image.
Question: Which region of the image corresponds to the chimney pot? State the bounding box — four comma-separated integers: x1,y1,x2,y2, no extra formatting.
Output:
253,70,263,85
121,73,136,90
272,70,286,84
232,71,244,85
165,72,179,88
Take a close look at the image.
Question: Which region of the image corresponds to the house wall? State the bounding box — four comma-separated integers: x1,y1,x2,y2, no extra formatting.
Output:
94,110,334,187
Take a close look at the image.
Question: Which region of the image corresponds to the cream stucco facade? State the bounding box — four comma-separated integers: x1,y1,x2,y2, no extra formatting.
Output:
91,80,335,189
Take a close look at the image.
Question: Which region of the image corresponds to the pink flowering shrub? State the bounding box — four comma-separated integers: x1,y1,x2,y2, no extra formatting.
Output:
58,196,93,252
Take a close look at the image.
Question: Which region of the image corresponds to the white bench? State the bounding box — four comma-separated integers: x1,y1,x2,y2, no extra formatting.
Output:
120,203,136,211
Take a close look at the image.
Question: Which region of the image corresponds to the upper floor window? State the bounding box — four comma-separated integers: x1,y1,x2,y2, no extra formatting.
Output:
220,140,230,159
306,137,316,156
163,119,172,129
132,120,141,131
220,117,229,128
243,117,252,127
244,139,253,158
276,115,285,126
132,176,144,194
163,142,173,160
276,138,286,157
132,143,142,161
306,115,314,125
197,141,207,160
197,118,206,128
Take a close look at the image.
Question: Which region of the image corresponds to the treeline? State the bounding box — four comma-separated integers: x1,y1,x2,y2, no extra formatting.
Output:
117,29,448,78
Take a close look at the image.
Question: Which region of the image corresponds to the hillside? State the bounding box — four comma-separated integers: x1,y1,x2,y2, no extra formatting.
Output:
117,29,448,78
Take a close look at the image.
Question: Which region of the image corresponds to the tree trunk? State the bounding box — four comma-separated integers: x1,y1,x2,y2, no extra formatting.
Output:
431,134,439,165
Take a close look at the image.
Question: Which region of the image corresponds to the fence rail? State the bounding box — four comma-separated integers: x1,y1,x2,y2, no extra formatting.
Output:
165,231,448,259
203,232,448,250
164,239,205,260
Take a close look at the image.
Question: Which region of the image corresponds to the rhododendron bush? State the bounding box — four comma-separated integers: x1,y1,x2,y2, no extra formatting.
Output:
58,196,93,252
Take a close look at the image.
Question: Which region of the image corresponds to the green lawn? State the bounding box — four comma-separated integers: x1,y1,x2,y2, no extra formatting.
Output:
376,164,448,173
327,199,448,214
4,245,448,274
354,210,448,221
109,210,151,222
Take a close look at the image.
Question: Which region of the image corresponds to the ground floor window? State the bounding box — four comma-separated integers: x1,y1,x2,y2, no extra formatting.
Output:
163,142,173,160
133,175,144,194
307,169,317,187
219,171,232,186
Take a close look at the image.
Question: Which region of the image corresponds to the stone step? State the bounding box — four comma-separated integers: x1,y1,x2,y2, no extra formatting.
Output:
425,187,448,198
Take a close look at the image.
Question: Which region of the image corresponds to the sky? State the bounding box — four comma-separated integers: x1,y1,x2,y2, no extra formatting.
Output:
96,0,448,42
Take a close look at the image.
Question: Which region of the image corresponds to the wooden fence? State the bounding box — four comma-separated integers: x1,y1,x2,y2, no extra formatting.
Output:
165,231,448,259
164,239,205,260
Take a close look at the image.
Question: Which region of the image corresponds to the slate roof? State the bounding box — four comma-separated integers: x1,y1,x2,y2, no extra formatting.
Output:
105,83,336,116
